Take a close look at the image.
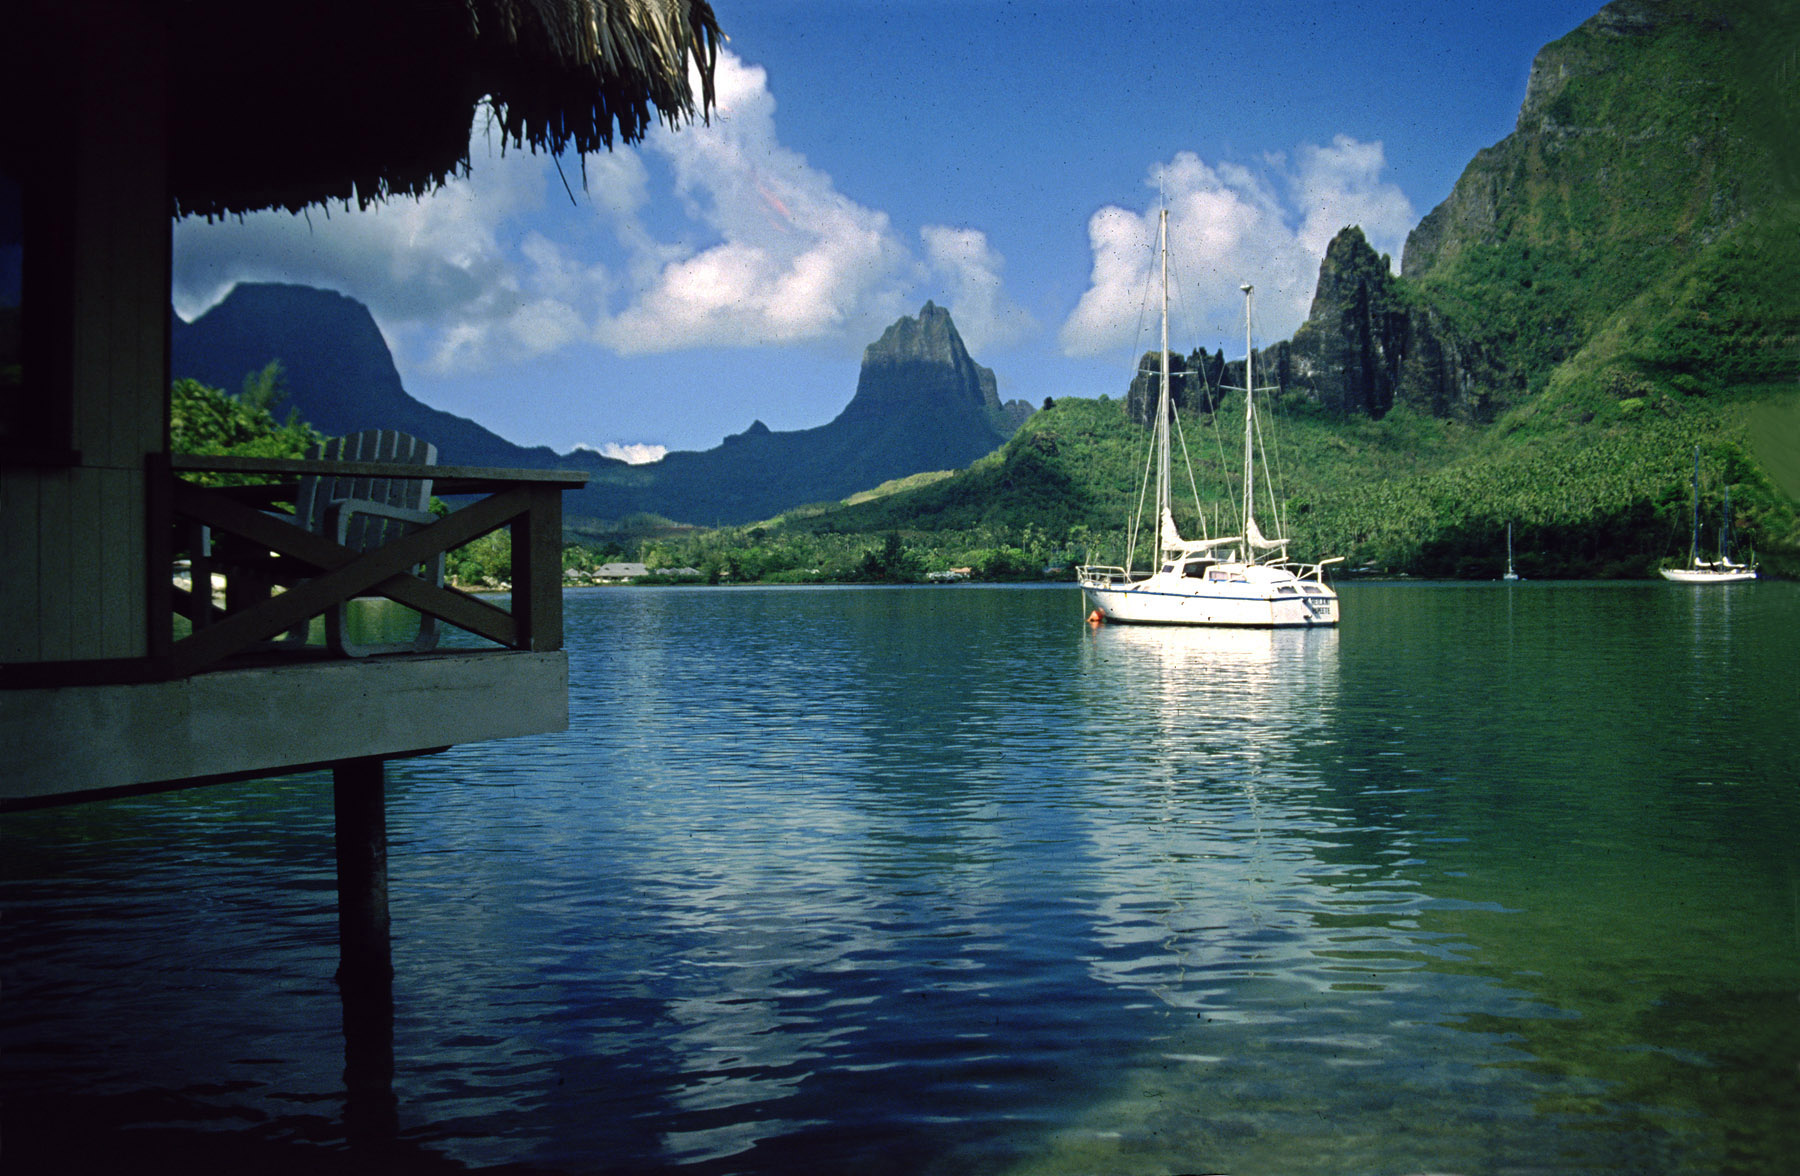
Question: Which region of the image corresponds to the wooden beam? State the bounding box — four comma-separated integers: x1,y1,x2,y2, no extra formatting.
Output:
171,454,590,488
2,651,570,804
145,453,174,662
333,757,391,981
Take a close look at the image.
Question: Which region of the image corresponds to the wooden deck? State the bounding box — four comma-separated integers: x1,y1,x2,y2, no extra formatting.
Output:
1,649,568,808
2,456,588,807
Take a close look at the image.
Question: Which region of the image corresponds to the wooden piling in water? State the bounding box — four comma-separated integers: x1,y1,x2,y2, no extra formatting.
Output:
333,755,396,1140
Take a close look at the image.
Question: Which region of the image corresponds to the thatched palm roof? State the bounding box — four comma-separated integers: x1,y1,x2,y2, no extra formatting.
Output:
168,0,721,217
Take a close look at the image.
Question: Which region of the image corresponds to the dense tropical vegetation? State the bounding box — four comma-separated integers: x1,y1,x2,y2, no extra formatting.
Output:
563,1,1800,585
566,375,1798,584
169,362,321,475
171,350,1799,588
175,286,1799,588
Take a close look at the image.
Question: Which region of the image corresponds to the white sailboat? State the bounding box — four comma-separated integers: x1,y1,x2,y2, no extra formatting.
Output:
1661,445,1756,583
1077,210,1341,627
1503,522,1521,581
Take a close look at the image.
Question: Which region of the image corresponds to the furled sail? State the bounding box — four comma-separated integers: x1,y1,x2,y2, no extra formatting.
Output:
1163,508,1241,556
1161,508,1187,551
1247,517,1286,551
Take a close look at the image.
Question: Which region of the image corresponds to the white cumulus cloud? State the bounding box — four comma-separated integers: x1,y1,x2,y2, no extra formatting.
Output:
595,52,916,354
172,115,548,334
1059,139,1413,358
173,50,991,384
576,442,668,465
1290,135,1416,263
920,225,1035,353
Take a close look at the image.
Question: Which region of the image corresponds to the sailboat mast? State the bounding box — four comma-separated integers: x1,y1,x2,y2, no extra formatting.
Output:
1157,209,1172,546
1240,283,1255,553
1689,444,1701,566
1722,484,1732,563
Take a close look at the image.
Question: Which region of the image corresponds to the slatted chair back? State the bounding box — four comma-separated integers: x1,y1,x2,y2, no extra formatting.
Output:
292,429,443,657
295,429,437,550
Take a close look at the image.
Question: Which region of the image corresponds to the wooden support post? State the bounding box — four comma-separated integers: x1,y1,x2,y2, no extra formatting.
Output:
333,756,396,1141
511,483,564,651
146,453,175,664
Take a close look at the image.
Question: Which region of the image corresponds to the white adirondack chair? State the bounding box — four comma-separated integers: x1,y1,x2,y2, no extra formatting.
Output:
294,429,443,657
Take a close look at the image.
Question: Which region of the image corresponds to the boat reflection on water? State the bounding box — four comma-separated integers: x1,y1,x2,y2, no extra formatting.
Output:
1071,619,1346,999
1078,619,1340,746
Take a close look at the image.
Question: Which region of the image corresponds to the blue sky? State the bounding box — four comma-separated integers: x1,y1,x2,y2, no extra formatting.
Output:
171,0,1604,461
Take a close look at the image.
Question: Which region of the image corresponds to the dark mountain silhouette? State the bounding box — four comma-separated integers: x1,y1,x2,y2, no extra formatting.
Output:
170,284,576,471
628,301,1031,523
171,286,1032,525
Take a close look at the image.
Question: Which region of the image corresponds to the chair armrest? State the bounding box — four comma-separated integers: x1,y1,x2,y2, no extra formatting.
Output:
324,499,437,528
324,498,438,552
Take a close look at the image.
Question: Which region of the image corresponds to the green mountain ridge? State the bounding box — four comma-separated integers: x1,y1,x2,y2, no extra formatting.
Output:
702,0,1799,582
1404,0,1794,403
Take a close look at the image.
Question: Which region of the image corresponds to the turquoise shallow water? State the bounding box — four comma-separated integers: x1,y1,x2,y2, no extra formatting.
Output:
4,582,1797,1174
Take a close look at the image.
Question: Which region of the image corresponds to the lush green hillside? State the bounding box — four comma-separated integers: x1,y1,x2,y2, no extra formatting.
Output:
1402,0,1795,400
611,327,1798,583
754,385,1797,580
591,0,1800,584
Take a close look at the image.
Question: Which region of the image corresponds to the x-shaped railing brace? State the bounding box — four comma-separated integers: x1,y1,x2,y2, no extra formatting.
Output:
170,480,561,677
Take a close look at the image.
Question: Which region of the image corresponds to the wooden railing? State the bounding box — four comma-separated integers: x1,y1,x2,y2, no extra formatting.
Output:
165,455,588,679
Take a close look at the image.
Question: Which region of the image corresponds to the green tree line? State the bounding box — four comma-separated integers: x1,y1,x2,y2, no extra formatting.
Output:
172,361,1800,587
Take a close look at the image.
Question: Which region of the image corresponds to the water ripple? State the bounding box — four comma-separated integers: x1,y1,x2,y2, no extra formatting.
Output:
5,583,1797,1174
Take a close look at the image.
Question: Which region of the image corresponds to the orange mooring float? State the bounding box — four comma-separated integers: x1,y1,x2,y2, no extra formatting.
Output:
1087,608,1105,626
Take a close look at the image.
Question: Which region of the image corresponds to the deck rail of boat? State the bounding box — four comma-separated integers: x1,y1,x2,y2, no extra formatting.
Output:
1076,565,1151,586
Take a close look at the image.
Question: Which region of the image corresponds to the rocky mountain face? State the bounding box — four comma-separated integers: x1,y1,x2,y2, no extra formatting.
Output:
621,302,1031,524
1277,228,1410,419
172,287,1030,526
1183,0,1795,426
1260,227,1505,423
1395,0,1779,410
1125,348,1225,427
1405,0,1766,284
833,301,1031,464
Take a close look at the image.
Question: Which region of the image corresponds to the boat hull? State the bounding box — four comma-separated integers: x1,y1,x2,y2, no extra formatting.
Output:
1660,566,1756,584
1081,578,1338,628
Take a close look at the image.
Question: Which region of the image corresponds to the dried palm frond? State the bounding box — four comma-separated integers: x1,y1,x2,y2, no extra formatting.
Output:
168,0,721,217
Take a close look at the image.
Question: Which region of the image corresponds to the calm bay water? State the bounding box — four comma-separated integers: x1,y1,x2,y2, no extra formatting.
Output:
5,582,1797,1174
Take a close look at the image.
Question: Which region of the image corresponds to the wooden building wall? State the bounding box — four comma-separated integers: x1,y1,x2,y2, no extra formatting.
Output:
1,8,168,667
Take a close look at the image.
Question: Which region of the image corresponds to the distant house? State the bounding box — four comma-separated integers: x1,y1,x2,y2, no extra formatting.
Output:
598,562,651,581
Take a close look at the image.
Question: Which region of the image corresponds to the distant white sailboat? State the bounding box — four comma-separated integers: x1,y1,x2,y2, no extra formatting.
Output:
1503,522,1521,581
1077,210,1340,627
1661,445,1756,584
